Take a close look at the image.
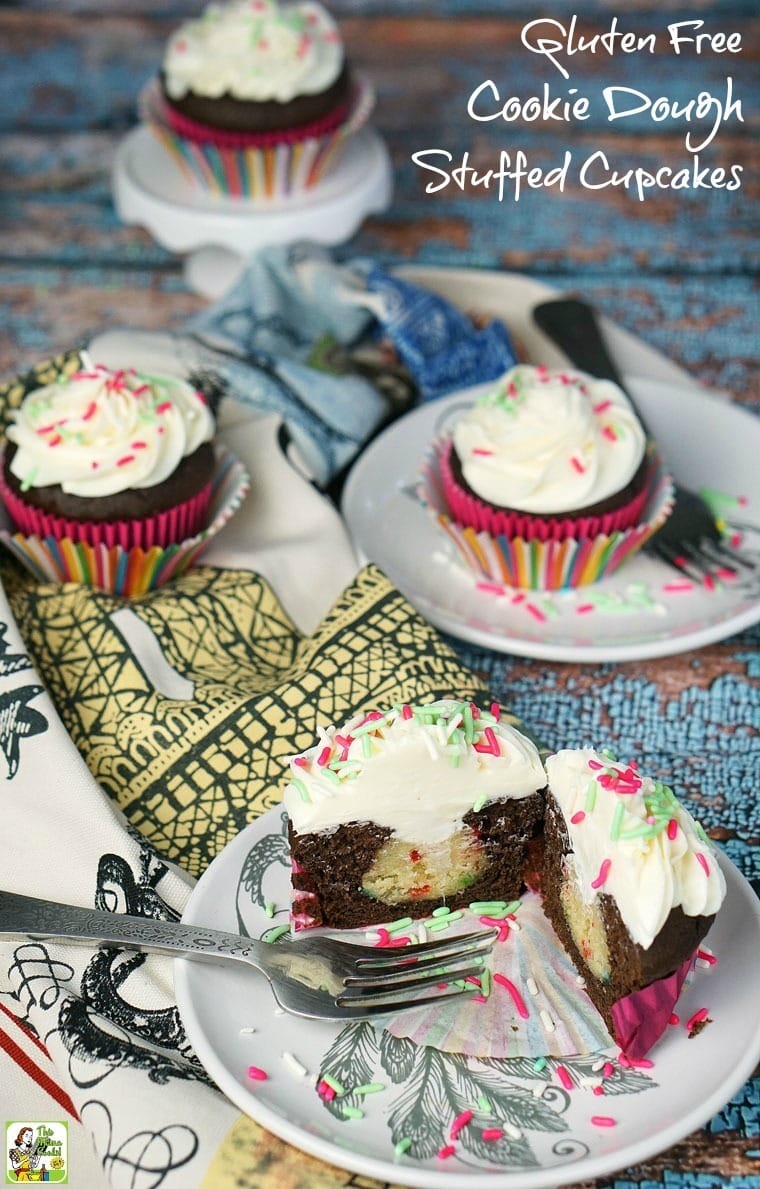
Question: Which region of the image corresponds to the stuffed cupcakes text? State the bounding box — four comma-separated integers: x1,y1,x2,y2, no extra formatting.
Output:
412,17,745,203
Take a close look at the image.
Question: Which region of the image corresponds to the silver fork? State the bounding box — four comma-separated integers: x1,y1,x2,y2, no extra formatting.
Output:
533,298,758,582
0,890,496,1020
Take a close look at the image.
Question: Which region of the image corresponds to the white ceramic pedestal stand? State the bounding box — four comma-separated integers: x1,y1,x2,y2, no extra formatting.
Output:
112,125,393,300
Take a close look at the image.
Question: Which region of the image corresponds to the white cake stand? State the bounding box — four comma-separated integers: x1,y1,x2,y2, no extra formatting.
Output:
112,125,393,299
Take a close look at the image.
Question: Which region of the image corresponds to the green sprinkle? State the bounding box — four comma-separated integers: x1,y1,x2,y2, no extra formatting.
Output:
432,906,451,918
503,900,521,915
472,793,489,813
463,703,474,744
394,1137,412,1157
533,1057,547,1072
290,777,310,803
322,1073,345,1094
428,918,452,932
264,900,275,918
475,905,509,918
477,1095,493,1113
444,910,464,921
386,916,413,935
601,747,617,762
263,924,290,943
322,767,341,786
610,802,625,842
480,967,492,998
469,900,507,913
341,1105,364,1120
361,734,373,758
20,467,38,493
353,1082,385,1096
585,780,598,812
448,751,461,768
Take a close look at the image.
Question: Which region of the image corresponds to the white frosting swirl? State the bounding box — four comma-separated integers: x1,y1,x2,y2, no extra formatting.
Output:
7,365,214,498
546,748,726,950
163,0,344,104
283,699,546,842
453,365,647,514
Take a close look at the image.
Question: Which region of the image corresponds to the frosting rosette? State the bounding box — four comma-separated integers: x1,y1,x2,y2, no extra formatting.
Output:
6,364,214,499
163,0,344,105
452,364,647,516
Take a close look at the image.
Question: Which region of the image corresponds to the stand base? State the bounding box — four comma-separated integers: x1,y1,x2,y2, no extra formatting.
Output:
112,125,393,298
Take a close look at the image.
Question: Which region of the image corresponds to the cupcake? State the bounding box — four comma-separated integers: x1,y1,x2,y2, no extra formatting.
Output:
142,0,374,199
0,363,216,550
542,748,725,1056
419,364,674,589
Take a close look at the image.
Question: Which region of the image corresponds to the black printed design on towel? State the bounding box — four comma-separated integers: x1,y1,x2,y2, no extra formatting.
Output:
6,943,75,1018
0,683,47,778
0,623,33,676
56,847,212,1088
82,1100,199,1187
236,809,290,933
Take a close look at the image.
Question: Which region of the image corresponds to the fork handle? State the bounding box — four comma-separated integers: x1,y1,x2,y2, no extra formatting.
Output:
0,889,264,968
533,297,651,436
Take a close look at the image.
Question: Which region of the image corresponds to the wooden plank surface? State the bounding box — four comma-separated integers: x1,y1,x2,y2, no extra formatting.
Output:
1,4,758,1188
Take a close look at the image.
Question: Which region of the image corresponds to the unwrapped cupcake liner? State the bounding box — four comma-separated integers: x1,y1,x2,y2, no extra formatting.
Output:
418,433,675,590
0,458,213,551
140,75,375,200
0,447,250,596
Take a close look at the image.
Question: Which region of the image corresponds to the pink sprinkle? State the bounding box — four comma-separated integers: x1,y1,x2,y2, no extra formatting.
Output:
667,819,678,840
593,1086,605,1096
703,574,716,592
476,581,505,596
401,706,413,720
602,1063,614,1078
570,456,586,474
577,604,595,614
374,928,390,947
496,925,511,943
570,811,586,824
91,461,99,470
591,859,611,889
387,936,411,948
293,757,308,768
626,1057,654,1069
696,853,711,877
472,994,488,1003
175,38,187,52
132,384,150,396
156,401,173,414
490,702,501,719
247,1065,268,1081
730,532,742,548
317,1081,336,1102
36,424,56,435
484,726,500,755
493,974,529,1018
507,382,517,397
646,815,656,825
738,495,748,506
591,1116,616,1128
450,1110,473,1140
526,604,547,623
686,1007,709,1030
465,976,482,987
479,915,507,928
195,389,208,405
511,593,525,605
82,401,97,421
131,440,147,450
334,733,353,751
470,702,480,718
602,426,617,442
316,747,332,767
669,1013,680,1026
715,568,737,581
472,448,494,457
438,1145,456,1159
116,455,135,467
697,949,717,966
556,1065,573,1091
588,760,603,770
482,1129,503,1142
593,400,613,414
47,434,62,447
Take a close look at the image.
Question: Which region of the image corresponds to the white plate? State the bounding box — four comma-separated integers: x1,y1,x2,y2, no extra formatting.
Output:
175,807,760,1189
341,379,760,662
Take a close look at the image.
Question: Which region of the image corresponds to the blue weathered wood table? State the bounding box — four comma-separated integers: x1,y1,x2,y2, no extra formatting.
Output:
0,3,757,1187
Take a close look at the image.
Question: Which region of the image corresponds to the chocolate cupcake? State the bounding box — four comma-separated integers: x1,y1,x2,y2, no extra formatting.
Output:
0,363,216,549
418,364,674,589
143,0,374,200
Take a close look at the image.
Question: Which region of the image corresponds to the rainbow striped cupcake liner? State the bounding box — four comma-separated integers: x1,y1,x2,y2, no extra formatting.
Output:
418,433,675,591
0,447,250,597
140,76,375,201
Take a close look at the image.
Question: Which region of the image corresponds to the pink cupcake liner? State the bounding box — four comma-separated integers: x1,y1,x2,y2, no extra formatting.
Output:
440,438,651,542
610,952,695,1060
140,75,375,200
0,458,212,551
0,448,250,597
418,432,675,591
